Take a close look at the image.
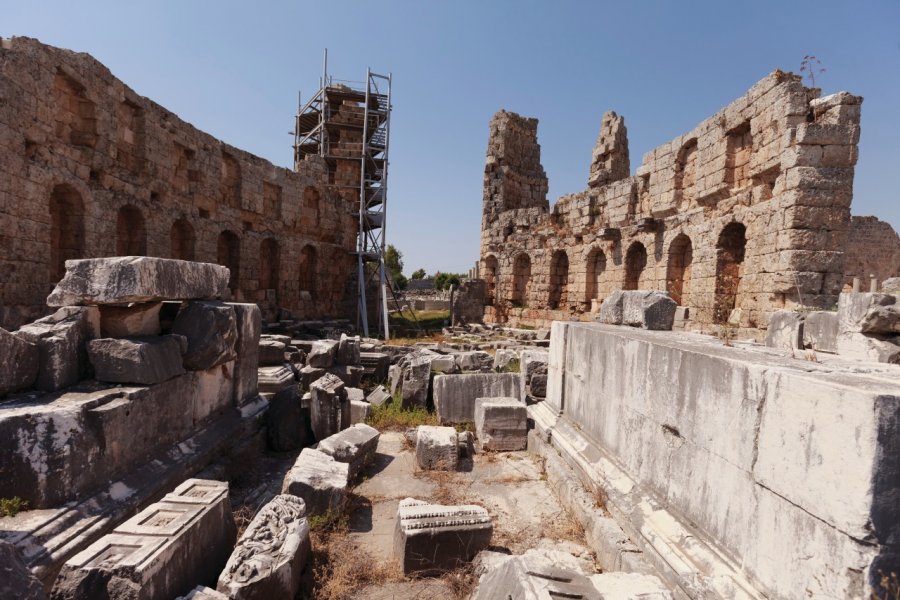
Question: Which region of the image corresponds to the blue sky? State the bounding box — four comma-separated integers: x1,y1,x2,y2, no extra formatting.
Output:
3,1,899,275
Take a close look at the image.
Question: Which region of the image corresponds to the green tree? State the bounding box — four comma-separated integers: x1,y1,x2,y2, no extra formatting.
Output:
411,268,426,280
434,272,463,290
384,244,406,290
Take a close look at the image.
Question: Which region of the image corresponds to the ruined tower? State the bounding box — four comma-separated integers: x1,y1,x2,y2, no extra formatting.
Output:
588,111,629,188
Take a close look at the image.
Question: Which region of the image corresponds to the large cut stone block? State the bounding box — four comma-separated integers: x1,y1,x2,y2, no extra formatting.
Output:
47,257,229,306
415,425,459,471
99,302,162,337
492,348,519,372
307,339,338,368
309,373,349,441
359,351,390,382
230,303,261,406
336,333,361,365
326,364,364,388
474,396,527,451
401,350,436,409
802,310,839,353
432,372,520,423
621,290,677,330
15,306,99,392
589,572,674,599
519,349,549,402
835,332,900,364
394,498,492,575
217,495,310,600
0,327,38,396
266,385,310,451
171,301,238,370
765,310,804,350
838,292,900,334
472,551,597,600
455,350,494,372
192,361,234,423
0,539,47,600
597,290,625,325
258,365,295,395
282,448,349,516
317,423,380,480
298,365,325,388
349,399,370,424
51,479,235,600
367,385,391,406
258,337,287,366
86,335,187,385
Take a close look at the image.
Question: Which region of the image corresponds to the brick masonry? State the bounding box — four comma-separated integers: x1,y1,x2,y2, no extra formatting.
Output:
843,215,900,290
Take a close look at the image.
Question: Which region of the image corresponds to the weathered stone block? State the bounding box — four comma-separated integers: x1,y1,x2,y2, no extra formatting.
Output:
298,365,325,388
177,587,228,600
432,372,520,423
764,311,804,350
99,302,162,337
0,327,38,396
266,385,310,451
589,572,672,599
258,337,287,365
415,425,459,471
472,551,596,600
326,364,364,388
258,365,295,395
309,373,348,441
836,332,900,364
455,350,494,372
622,291,677,330
838,292,900,334
217,495,310,600
307,339,338,368
430,354,457,373
401,351,435,409
171,301,237,370
388,364,402,395
336,333,360,365
317,423,380,480
367,385,391,406
802,311,839,353
349,399,370,424
597,290,625,325
0,539,47,600
229,303,261,406
47,257,229,307
15,306,99,392
282,448,349,516
359,351,390,382
883,277,900,294
492,348,519,372
475,396,527,451
394,498,492,575
87,335,186,385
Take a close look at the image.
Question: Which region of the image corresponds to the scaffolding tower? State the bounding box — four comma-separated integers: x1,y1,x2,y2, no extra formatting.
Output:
293,51,392,339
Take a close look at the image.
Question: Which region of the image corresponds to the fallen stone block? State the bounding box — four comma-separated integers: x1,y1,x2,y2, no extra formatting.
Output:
802,311,839,353
177,587,229,600
432,372,520,423
455,350,494,372
838,292,900,334
401,351,435,409
99,302,162,337
0,539,47,600
266,385,311,451
317,423,380,480
87,335,187,385
230,303,261,406
15,306,99,392
0,327,39,397
309,373,349,441
326,364,364,388
217,495,310,600
307,339,338,368
622,290,677,330
282,448,349,516
299,365,325,388
475,396,527,451
836,332,900,364
597,290,625,325
171,301,238,370
367,385,392,406
472,551,596,600
883,277,900,293
430,354,458,373
336,333,361,365
388,364,402,395
394,498,492,575
589,572,673,599
765,311,804,350
51,479,235,600
47,256,229,307
258,337,287,366
350,399,370,425
520,349,549,402
258,365,295,395
492,348,519,372
359,351,390,382
415,425,459,471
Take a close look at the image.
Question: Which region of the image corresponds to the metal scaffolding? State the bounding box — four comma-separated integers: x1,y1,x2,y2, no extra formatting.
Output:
293,50,392,339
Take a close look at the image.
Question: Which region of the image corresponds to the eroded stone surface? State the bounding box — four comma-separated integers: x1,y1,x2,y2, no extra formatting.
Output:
415,426,459,471
475,396,527,451
0,328,39,397
87,335,186,385
0,539,47,600
317,423,380,480
432,372,520,423
309,373,348,441
282,448,349,516
171,301,238,371
99,302,162,337
15,306,99,392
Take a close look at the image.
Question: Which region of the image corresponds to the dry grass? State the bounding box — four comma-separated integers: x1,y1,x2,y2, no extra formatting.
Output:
308,531,404,600
873,572,900,600
366,401,438,431
541,507,586,543
441,564,478,600
232,503,257,538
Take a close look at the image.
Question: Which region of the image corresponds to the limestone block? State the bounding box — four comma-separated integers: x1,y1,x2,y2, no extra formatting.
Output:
472,551,597,600
282,448,349,516
177,587,228,600
217,495,310,600
336,333,361,365
229,303,261,406
883,277,900,294
520,349,549,402
15,306,100,392
298,365,325,388
622,291,677,330
47,257,229,307
430,354,458,373
258,365,295,395
432,372,520,424
401,351,435,409
597,290,626,325
317,423,380,480
309,373,348,441
455,350,494,372
193,361,234,423
367,385,391,406
838,292,900,334
415,425,459,471
764,311,804,350
307,339,338,368
258,337,287,366
52,479,234,600
802,311,839,353
835,332,900,364
0,327,38,396
87,335,187,385
171,301,237,370
326,364,364,388
350,399,370,424
99,302,162,337
475,396,527,451
0,540,47,600
589,572,672,599
388,364,402,395
346,387,365,403
266,385,310,451
394,498,492,575
359,351,390,382
492,348,519,372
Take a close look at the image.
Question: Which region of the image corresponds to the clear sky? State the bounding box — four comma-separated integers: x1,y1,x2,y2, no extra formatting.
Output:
3,1,899,275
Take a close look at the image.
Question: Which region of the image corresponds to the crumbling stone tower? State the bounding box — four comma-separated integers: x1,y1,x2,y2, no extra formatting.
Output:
480,71,874,333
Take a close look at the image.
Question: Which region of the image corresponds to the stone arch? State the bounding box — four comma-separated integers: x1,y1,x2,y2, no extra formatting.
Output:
666,234,693,306
116,204,147,256
714,222,747,324
303,187,321,226
259,238,279,291
483,255,499,305
299,245,317,297
512,253,531,307
217,230,241,292
49,184,85,282
585,247,607,302
548,250,570,310
53,70,96,148
221,152,241,209
624,242,647,290
674,139,698,209
170,218,195,261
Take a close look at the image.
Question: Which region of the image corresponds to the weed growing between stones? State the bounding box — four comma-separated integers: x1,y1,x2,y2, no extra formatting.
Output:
366,400,438,431
0,496,28,517
873,571,900,600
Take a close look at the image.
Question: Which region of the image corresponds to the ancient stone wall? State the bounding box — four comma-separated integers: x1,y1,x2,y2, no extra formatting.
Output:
842,215,900,290
0,37,358,329
480,71,866,333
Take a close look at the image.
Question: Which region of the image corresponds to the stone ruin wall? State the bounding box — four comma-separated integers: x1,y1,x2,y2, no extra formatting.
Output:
480,71,885,334
843,215,900,290
0,37,359,330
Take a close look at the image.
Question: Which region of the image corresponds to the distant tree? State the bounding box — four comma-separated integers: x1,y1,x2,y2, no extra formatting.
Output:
384,244,406,291
434,272,463,290
411,268,427,280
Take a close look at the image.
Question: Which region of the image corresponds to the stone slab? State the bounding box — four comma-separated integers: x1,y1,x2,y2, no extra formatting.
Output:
838,292,900,334
258,365,295,395
229,303,261,406
802,310,839,353
258,338,287,366
367,385,392,406
309,373,348,441
359,351,390,382
282,448,349,517
764,310,804,350
15,306,100,392
622,290,677,330
98,302,162,337
47,257,229,307
171,301,238,371
177,587,229,600
474,396,527,451
266,385,310,452
336,334,361,365
455,350,494,372
472,551,598,600
350,399,370,424
415,426,458,471
432,372,520,424
0,327,38,397
317,423,380,480
86,335,186,385
307,339,338,368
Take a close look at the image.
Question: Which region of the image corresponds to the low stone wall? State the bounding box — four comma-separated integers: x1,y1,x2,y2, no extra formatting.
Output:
532,321,900,599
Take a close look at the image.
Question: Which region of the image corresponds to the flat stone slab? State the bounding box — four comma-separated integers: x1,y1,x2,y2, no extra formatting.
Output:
415,425,459,471
87,335,186,385
394,498,492,575
588,572,673,599
317,423,380,480
367,385,391,406
47,257,229,306
432,372,520,424
350,398,370,424
282,448,349,517
217,494,310,600
307,339,338,368
258,337,287,366
258,365,295,395
474,396,527,452
472,551,598,600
